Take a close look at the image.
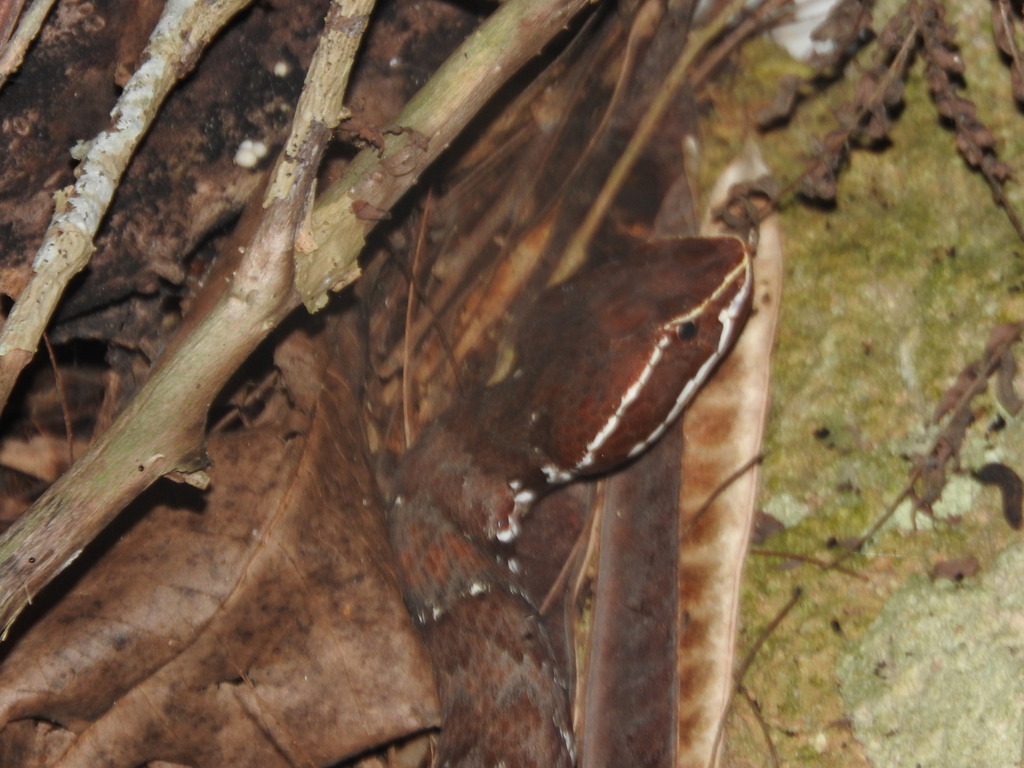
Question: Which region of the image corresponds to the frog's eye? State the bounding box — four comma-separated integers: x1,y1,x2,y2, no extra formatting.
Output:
676,320,698,341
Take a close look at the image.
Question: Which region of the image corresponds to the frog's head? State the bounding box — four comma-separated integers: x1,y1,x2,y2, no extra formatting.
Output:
520,236,753,484
481,236,752,542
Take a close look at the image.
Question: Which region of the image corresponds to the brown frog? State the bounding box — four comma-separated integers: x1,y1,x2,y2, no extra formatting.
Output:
389,236,752,768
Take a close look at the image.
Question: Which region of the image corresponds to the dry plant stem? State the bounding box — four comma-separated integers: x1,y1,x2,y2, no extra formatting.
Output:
738,687,781,768
266,0,372,206
709,588,801,768
0,0,368,637
0,0,53,87
687,0,792,87
551,0,753,284
40,332,74,465
994,0,1024,80
749,548,866,580
0,0,255,415
403,195,433,447
298,0,596,309
0,0,593,635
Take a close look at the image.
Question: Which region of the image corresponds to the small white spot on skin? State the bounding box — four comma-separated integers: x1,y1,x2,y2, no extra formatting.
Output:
513,489,536,505
507,557,521,574
508,582,533,603
273,60,290,77
509,479,522,492
495,517,520,543
542,464,574,484
469,581,488,596
492,486,541,542
389,56,401,69
559,724,577,760
418,604,445,624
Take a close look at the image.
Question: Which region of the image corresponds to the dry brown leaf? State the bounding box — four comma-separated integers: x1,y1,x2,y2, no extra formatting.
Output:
0,327,436,766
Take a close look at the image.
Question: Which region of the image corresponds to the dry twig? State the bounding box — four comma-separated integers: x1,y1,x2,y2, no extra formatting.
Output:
0,0,371,636
0,0,255,414
0,0,598,637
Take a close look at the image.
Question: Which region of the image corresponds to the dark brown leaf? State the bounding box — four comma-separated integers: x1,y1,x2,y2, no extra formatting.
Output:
0,330,437,766
996,348,1023,415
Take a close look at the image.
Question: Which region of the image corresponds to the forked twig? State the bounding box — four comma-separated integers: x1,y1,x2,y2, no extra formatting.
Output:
0,0,256,415
709,587,802,768
0,0,371,636
830,322,1023,570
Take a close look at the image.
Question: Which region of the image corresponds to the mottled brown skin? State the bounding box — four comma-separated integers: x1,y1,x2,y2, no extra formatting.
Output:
391,464,574,768
389,237,751,768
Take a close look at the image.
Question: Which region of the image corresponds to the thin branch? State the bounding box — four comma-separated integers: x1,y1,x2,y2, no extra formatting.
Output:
0,0,597,638
709,587,801,768
40,332,74,466
297,0,596,309
750,548,867,580
0,0,255,416
0,0,53,88
0,0,369,637
552,0,756,284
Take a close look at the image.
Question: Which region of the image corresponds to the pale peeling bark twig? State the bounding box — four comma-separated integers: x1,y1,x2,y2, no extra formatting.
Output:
0,0,52,87
0,0,597,636
266,0,368,207
0,0,255,414
0,0,370,637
